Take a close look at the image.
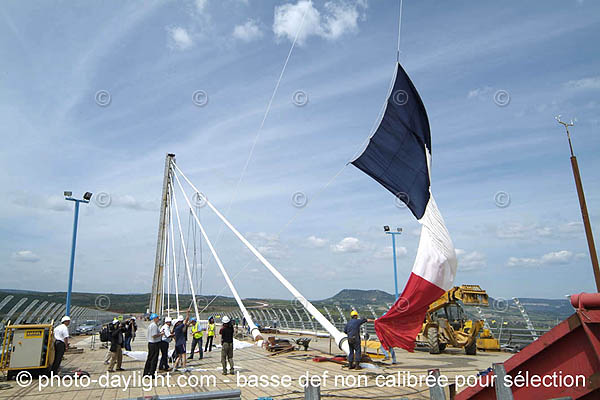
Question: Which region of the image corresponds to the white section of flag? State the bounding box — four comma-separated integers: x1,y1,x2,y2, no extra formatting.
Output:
411,194,457,291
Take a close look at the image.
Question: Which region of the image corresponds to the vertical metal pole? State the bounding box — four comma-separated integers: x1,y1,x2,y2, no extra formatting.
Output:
391,233,399,300
570,155,600,292
427,369,447,400
66,200,80,316
492,363,514,400
556,117,600,292
150,153,175,314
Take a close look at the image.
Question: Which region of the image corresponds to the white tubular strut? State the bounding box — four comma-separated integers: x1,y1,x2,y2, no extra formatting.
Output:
166,202,171,317
168,185,181,316
172,163,349,354
171,178,201,321
172,169,262,341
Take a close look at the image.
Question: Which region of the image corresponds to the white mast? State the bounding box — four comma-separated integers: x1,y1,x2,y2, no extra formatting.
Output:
173,163,349,354
172,169,263,341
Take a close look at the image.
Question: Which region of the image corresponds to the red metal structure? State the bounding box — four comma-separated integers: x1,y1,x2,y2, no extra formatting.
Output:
457,292,600,399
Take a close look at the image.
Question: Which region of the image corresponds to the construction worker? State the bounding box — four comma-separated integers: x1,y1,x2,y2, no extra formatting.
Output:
143,313,162,377
220,316,234,375
159,317,173,371
103,320,115,365
204,316,215,352
108,319,124,372
123,317,137,351
343,310,374,370
188,317,203,360
50,316,70,375
172,311,190,371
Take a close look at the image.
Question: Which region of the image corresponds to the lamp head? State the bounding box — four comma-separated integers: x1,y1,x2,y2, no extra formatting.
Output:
64,191,72,197
383,225,390,232
83,192,93,201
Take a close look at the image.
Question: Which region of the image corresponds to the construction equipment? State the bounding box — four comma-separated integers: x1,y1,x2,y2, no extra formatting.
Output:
417,285,496,355
476,327,500,351
0,321,55,379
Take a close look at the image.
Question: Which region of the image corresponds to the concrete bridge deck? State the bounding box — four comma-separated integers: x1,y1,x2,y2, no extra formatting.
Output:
0,321,511,399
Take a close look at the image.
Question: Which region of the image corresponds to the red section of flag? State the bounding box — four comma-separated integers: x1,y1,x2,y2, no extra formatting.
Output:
375,272,445,352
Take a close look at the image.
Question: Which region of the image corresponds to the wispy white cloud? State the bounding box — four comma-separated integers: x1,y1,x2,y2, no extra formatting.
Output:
233,19,264,42
507,250,574,268
11,192,71,212
331,237,364,253
564,76,600,90
195,0,209,13
248,232,288,259
167,26,193,50
306,235,328,248
273,0,365,45
456,249,486,271
467,86,492,99
494,221,583,240
13,250,40,263
373,245,407,259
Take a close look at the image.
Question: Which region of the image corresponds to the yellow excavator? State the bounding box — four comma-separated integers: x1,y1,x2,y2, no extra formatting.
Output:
416,284,499,355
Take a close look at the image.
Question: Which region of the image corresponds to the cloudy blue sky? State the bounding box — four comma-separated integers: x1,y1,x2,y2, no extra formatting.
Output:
1,0,599,302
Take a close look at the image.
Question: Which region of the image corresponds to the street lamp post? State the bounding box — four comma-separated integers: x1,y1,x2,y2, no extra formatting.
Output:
383,226,402,300
64,191,92,316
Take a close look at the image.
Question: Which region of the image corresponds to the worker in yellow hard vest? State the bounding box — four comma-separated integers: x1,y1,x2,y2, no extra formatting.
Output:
188,317,203,360
204,316,215,352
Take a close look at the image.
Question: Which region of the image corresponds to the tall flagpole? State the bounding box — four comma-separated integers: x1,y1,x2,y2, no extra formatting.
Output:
556,116,600,292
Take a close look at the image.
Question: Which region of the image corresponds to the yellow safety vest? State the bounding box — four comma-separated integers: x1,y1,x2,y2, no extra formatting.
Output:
192,322,203,339
207,323,215,337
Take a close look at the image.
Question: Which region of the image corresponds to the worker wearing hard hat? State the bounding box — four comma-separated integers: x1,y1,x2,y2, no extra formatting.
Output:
205,316,215,352
188,317,203,360
159,317,173,372
220,316,234,375
50,316,71,375
172,310,190,371
143,313,162,377
343,310,374,370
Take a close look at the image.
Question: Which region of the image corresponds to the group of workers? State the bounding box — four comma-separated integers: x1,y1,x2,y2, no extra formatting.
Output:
143,311,235,377
49,309,387,376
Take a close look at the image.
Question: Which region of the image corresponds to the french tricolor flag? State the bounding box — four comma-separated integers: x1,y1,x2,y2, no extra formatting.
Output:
351,63,457,352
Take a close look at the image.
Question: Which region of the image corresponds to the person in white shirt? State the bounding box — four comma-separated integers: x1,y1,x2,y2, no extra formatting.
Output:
51,316,70,375
159,317,173,371
143,313,162,377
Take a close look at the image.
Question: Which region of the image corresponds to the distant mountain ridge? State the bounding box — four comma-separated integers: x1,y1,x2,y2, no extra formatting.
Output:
1,288,572,316
318,289,396,305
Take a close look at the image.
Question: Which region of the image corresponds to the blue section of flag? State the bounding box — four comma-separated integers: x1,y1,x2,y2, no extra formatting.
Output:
351,63,431,220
